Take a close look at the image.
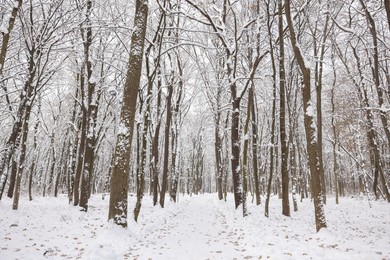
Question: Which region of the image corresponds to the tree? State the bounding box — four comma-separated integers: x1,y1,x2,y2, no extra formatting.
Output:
78,0,103,212
159,54,174,208
134,3,166,218
265,0,277,218
312,1,332,205
0,0,23,200
278,0,290,217
0,0,22,75
108,0,149,227
185,0,266,213
5,0,71,207
332,1,390,202
358,0,390,202
330,51,339,205
285,0,327,232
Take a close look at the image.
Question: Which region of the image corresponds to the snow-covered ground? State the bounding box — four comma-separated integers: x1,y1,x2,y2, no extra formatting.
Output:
1,193,389,259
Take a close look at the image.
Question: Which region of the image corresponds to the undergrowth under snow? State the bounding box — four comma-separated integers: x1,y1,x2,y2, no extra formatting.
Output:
1,193,389,259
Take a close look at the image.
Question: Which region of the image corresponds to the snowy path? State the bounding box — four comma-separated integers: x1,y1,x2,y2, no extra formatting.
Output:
1,193,389,259
127,196,249,259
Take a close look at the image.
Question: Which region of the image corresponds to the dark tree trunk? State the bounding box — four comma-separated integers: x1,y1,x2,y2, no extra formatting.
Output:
250,86,260,206
314,7,330,205
330,58,339,205
359,0,390,202
265,1,277,216
13,102,33,210
151,82,162,206
285,0,327,232
73,80,88,206
170,57,183,202
278,0,290,217
159,81,173,208
231,96,243,209
215,115,223,200
0,0,22,75
7,160,17,198
108,0,149,227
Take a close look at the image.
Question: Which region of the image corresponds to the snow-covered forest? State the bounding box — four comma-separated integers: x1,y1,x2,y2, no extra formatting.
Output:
1,0,390,259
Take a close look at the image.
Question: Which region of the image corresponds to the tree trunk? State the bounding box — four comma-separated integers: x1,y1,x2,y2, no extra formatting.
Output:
242,88,252,217
250,86,261,206
151,81,162,206
265,2,277,216
215,112,223,200
0,0,22,75
330,58,339,205
290,135,298,212
223,112,230,201
108,0,149,227
134,120,145,221
359,0,390,202
79,0,96,211
159,81,173,208
4,38,37,203
314,7,330,205
231,96,243,209
265,77,277,216
170,57,183,202
278,0,290,217
79,102,98,210
7,160,17,198
12,102,33,210
285,0,327,232
73,86,87,206
0,74,35,200
134,70,153,219
67,87,80,204
47,136,56,195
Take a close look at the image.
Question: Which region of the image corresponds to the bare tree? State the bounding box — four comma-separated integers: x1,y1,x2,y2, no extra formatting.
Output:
265,0,277,218
285,0,326,232
278,0,290,217
108,0,149,227
0,0,22,75
185,0,266,214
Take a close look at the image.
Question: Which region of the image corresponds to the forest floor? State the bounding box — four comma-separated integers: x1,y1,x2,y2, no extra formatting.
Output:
0,192,389,260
